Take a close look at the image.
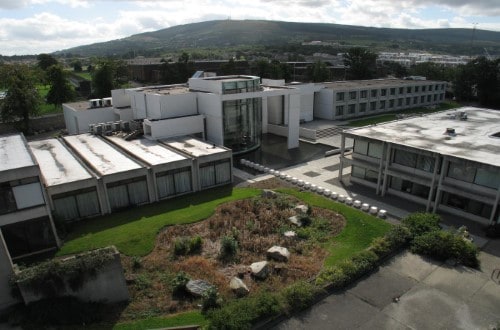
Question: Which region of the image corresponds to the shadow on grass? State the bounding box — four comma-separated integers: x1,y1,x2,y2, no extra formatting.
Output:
65,185,234,238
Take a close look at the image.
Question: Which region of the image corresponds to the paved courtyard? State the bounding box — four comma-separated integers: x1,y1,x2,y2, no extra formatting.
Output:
273,241,500,330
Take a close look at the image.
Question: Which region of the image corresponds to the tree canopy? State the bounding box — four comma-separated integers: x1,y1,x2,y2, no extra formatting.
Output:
0,65,41,134
37,54,58,71
160,52,195,84
46,65,76,108
91,59,128,98
343,47,377,80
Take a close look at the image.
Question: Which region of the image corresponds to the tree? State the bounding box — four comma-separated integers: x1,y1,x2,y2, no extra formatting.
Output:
46,65,75,108
0,65,41,134
71,60,83,72
307,60,330,82
159,52,195,84
91,59,128,98
37,54,58,71
343,47,377,80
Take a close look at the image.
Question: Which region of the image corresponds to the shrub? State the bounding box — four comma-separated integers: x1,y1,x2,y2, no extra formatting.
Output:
206,290,282,329
219,235,238,262
173,237,189,257
202,287,221,313
170,271,190,297
315,266,348,288
385,224,411,247
282,281,320,313
411,230,479,268
401,212,441,239
189,236,203,255
132,256,142,270
135,273,152,290
350,250,379,274
370,237,392,257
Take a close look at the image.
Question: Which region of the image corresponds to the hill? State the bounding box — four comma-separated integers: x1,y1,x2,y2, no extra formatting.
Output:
58,20,500,57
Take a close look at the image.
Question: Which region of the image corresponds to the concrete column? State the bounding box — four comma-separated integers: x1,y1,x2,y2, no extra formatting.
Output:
147,168,157,203
192,159,200,192
426,154,441,212
287,94,300,149
381,143,391,196
0,230,19,311
339,133,346,182
433,156,448,213
261,97,268,134
489,186,500,225
98,179,111,214
376,142,386,195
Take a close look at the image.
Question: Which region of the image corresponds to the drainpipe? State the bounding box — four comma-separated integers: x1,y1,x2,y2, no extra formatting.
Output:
433,156,448,213
381,143,391,197
426,154,441,212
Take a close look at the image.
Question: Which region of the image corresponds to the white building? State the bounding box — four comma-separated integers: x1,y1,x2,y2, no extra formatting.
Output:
339,107,500,225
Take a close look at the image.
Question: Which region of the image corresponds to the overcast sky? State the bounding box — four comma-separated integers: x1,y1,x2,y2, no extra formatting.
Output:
1,0,500,56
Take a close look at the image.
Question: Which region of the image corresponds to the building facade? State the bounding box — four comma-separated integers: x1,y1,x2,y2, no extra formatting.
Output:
339,107,500,225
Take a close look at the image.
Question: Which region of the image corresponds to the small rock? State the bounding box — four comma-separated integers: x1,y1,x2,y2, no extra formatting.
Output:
284,230,297,238
230,277,249,297
294,204,309,214
288,215,302,227
261,189,278,199
250,261,270,280
267,246,290,262
186,279,214,297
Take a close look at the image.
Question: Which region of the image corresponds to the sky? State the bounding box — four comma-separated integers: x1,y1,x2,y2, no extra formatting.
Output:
1,0,500,56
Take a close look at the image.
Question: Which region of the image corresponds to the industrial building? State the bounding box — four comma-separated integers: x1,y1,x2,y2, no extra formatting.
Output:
339,107,500,225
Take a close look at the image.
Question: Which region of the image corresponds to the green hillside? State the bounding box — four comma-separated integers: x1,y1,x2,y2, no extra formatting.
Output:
58,20,500,57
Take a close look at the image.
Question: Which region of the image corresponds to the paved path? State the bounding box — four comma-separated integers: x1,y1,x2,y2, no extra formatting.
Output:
273,245,500,330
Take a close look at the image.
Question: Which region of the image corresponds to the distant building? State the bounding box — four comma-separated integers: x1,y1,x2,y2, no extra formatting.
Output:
339,107,500,225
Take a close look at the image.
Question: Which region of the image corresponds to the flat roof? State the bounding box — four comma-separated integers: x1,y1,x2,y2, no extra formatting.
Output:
0,134,35,172
141,85,190,95
322,79,445,90
29,139,93,186
346,107,500,167
106,136,188,166
64,101,113,111
161,137,229,158
63,134,142,176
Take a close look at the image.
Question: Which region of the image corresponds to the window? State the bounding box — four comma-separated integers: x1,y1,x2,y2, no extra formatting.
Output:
381,89,387,96
371,89,377,97
442,192,492,219
440,94,444,100
421,95,425,103
336,105,344,116
367,142,383,158
415,86,420,93
390,88,396,95
379,100,386,109
399,87,404,94
360,90,367,98
351,166,379,183
390,177,430,199
448,162,475,182
53,188,100,221
406,86,412,93
389,99,395,108
398,98,403,106
157,167,192,199
474,168,500,189
413,96,418,104
422,85,426,92
349,91,357,100
336,92,345,101
200,160,231,188
393,149,435,172
348,104,356,114
370,101,377,111
353,139,368,155
427,95,432,102
359,103,367,112
0,178,44,215
107,177,149,210
434,94,437,101
429,85,433,91
406,97,411,106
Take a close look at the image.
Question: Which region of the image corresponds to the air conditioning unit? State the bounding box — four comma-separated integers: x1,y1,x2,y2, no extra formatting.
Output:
104,123,113,132
102,97,112,107
88,124,95,133
89,99,101,108
112,121,121,131
121,121,130,132
95,124,103,135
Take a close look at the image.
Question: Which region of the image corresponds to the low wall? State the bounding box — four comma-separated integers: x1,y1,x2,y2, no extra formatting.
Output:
16,246,129,305
299,127,317,140
267,124,288,137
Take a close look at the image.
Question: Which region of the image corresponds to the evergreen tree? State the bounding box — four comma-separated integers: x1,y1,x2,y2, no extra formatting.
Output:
46,65,75,108
343,48,377,80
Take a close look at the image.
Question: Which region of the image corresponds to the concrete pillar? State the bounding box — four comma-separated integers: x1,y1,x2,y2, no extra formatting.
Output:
0,230,19,311
433,156,448,213
261,97,268,134
147,168,157,203
192,159,200,192
98,179,111,214
426,154,441,212
489,186,500,225
381,143,391,196
339,133,346,182
376,142,386,195
287,94,300,149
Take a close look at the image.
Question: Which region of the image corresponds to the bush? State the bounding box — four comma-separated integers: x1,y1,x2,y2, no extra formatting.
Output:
350,250,379,274
135,273,152,290
219,235,238,262
282,281,320,313
370,237,392,257
411,230,479,268
401,213,441,239
170,271,190,297
202,287,221,313
206,290,282,329
132,256,142,270
385,224,411,247
315,265,348,288
189,236,203,254
173,236,204,257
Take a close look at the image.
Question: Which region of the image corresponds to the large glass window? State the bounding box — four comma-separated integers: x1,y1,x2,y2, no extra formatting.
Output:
336,92,345,101
200,160,231,189
390,176,430,198
441,192,492,218
448,162,475,182
371,90,377,97
351,166,379,183
222,78,260,94
360,90,367,98
348,104,356,114
107,177,149,211
1,217,57,258
53,188,100,221
381,89,387,97
336,105,344,116
354,140,382,159
0,178,44,214
157,167,192,199
370,101,377,111
353,140,368,155
349,91,357,100
393,149,417,167
223,98,262,154
474,168,500,189
359,103,367,112
390,88,396,95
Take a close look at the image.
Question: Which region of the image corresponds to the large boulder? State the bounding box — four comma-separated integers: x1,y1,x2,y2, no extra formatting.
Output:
267,246,290,262
250,261,270,280
294,204,309,214
261,189,278,199
186,279,214,297
230,277,249,297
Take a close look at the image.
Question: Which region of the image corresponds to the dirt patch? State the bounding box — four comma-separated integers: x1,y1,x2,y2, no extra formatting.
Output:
120,188,345,321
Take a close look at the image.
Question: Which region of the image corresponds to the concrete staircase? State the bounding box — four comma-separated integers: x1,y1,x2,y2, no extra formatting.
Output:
315,126,344,139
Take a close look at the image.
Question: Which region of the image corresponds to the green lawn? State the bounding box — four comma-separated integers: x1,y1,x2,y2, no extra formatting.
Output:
277,188,392,266
346,101,460,127
73,71,92,81
57,186,261,257
113,311,207,330
37,84,62,115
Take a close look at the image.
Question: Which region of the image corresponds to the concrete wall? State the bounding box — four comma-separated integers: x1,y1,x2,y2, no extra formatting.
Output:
197,93,223,146
267,95,284,125
17,248,129,305
63,106,115,135
0,231,19,312
111,89,131,108
143,115,205,140
314,89,334,119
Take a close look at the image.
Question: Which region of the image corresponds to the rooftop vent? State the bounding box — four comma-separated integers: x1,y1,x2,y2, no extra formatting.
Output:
445,127,456,136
